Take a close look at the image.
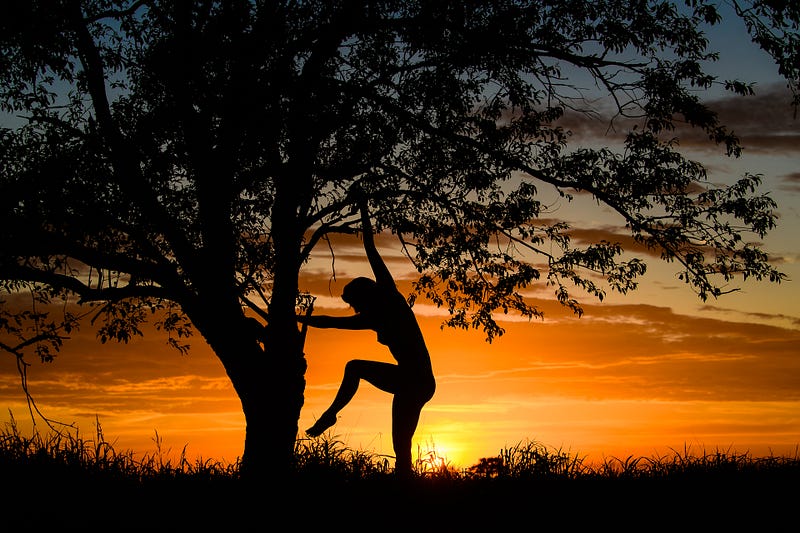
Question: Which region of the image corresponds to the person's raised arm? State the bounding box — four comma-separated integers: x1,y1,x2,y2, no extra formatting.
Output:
360,200,394,286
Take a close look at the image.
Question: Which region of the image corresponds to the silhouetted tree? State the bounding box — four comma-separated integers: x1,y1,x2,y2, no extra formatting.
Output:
1,0,796,478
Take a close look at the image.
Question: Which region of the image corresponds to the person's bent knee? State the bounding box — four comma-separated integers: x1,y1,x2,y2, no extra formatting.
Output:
344,359,369,374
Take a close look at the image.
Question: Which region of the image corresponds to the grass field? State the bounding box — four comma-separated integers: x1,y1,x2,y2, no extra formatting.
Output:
3,419,797,529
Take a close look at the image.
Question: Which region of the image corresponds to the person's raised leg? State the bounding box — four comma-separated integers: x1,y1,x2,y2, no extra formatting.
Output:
307,360,398,437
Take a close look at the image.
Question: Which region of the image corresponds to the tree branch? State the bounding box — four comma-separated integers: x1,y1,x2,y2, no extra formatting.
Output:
1,263,174,303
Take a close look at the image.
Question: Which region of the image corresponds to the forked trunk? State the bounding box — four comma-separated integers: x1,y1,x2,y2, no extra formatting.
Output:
229,165,309,479
237,326,307,479
192,299,307,480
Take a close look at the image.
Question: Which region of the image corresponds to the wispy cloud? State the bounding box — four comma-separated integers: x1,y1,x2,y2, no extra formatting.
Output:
561,83,799,157
698,304,800,328
779,171,800,193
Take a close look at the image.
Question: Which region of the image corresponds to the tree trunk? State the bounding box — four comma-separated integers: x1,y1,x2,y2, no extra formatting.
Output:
238,158,310,479
238,326,306,480
189,292,307,480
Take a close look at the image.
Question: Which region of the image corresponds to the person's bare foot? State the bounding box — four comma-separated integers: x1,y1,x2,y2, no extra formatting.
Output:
306,412,337,437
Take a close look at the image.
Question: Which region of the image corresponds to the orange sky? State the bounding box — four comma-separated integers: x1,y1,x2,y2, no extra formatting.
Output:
2,243,798,470
301,291,800,467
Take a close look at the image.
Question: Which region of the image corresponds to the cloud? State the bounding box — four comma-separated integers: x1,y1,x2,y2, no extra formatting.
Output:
703,83,799,155
697,304,800,328
559,223,662,258
779,171,800,193
559,83,799,157
599,308,796,397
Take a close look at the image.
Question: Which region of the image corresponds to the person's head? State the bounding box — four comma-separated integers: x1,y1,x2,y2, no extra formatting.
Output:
341,277,377,313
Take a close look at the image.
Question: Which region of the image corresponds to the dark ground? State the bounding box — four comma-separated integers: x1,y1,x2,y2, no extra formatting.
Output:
6,465,794,530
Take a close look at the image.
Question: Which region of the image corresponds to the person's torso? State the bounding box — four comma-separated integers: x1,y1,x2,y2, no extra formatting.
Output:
366,289,432,372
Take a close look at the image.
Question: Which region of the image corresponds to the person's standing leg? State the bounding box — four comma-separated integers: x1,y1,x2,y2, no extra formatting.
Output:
391,396,423,477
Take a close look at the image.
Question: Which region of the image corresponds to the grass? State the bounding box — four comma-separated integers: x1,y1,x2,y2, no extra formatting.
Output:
3,416,798,529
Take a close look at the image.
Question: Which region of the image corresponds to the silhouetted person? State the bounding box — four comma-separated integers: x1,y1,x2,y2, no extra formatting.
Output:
298,201,436,478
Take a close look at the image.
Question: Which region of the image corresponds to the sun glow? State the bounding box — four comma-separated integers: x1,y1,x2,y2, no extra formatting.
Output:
415,437,461,472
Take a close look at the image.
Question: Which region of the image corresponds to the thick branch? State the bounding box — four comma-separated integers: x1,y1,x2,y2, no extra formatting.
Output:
1,263,174,303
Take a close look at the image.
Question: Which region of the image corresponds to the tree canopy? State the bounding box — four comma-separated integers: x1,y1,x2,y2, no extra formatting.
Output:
0,0,797,472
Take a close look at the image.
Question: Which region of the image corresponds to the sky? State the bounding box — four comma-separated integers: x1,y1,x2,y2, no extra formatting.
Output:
1,7,798,470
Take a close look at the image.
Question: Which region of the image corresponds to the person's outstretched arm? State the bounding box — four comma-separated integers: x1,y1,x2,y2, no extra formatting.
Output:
297,313,370,330
360,200,394,286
